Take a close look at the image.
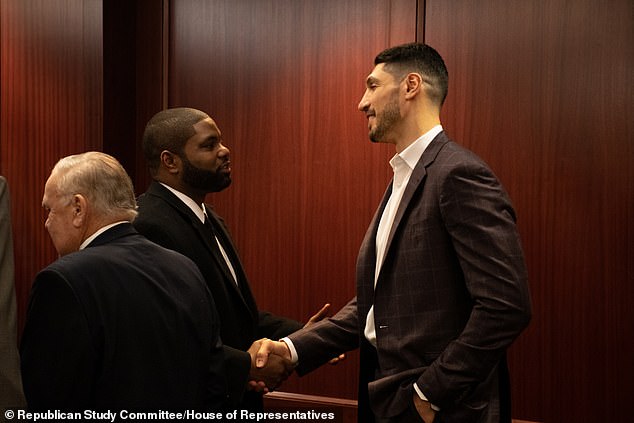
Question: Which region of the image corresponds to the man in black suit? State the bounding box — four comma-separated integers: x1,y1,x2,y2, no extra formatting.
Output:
256,43,532,423
134,108,323,410
20,152,226,411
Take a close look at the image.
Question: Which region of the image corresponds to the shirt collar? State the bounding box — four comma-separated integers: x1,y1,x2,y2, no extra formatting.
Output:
79,221,128,250
391,125,443,171
159,182,206,223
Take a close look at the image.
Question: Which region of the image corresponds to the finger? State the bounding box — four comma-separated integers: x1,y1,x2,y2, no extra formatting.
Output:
255,340,276,368
327,353,346,365
281,359,296,374
307,303,331,324
254,381,268,393
247,338,267,360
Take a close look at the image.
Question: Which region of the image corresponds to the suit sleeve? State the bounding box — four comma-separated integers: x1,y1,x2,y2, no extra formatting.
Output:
20,270,96,410
288,298,360,375
417,159,532,407
221,315,301,407
220,345,251,407
257,311,303,341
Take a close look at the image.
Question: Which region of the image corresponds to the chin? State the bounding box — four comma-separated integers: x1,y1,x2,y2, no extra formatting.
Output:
369,133,383,143
211,178,232,193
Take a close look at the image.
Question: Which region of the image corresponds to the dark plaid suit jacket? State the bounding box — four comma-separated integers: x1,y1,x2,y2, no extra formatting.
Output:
289,132,531,422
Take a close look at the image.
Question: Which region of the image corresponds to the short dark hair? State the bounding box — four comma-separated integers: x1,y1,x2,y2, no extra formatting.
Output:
142,107,209,175
375,42,448,106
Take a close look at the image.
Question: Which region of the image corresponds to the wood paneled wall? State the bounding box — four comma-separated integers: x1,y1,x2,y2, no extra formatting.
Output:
167,0,417,399
103,0,166,191
424,0,634,421
0,0,103,334
1,1,632,422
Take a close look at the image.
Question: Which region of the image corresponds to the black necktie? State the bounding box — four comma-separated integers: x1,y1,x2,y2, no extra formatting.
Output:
203,214,216,237
203,212,239,286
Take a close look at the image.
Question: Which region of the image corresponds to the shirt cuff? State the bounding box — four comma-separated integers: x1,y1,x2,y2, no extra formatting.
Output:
280,337,299,364
414,383,440,411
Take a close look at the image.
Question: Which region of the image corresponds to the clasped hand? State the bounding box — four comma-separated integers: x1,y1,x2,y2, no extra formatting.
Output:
246,303,345,392
246,338,294,393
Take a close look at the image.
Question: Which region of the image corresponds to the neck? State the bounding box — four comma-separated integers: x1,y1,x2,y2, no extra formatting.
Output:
392,100,441,152
394,119,440,153
80,216,125,246
155,177,206,205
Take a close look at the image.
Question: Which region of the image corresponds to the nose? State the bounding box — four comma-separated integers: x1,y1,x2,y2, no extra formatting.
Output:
218,143,230,157
358,91,370,112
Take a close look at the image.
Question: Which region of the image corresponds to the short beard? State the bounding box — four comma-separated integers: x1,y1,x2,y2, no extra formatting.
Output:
369,100,400,143
181,156,231,193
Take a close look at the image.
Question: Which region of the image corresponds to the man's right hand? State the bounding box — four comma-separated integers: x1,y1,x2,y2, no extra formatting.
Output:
246,339,294,392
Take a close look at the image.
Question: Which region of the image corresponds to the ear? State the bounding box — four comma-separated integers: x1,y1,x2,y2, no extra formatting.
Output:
71,194,87,228
160,150,180,175
404,72,423,100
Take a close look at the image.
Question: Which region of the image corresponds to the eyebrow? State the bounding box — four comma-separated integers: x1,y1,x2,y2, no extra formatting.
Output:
366,76,380,86
199,134,223,147
205,134,222,142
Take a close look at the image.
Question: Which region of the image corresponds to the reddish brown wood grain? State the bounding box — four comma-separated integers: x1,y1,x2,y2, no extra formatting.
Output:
425,0,634,421
2,1,631,421
168,0,418,399
0,0,103,335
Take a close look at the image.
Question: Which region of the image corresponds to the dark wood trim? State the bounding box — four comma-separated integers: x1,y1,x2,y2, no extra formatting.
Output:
265,391,541,423
264,392,357,423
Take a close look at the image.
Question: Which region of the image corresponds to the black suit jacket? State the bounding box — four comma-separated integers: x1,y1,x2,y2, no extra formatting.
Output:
20,223,226,411
288,133,531,422
134,181,302,409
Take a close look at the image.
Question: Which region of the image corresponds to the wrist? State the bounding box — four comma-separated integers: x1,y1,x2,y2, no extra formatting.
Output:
281,337,298,363
413,383,440,411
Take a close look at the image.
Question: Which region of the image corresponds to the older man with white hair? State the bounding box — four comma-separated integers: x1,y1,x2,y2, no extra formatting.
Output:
20,152,226,411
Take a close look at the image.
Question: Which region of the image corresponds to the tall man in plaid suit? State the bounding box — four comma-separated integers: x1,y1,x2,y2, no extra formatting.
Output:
256,43,532,423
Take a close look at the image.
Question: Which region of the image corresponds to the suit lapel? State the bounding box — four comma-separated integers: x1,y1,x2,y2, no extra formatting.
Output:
357,183,392,312
147,182,245,298
203,205,250,293
379,133,450,278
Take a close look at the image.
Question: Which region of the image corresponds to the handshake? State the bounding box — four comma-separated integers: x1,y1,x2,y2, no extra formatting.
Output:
245,303,345,393
246,338,294,393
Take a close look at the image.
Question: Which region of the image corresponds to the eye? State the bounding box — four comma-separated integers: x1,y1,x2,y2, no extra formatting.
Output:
202,137,221,149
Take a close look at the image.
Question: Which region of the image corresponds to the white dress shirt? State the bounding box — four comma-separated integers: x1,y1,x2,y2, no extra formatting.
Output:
287,126,443,411
364,125,442,410
160,183,238,285
364,125,442,346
